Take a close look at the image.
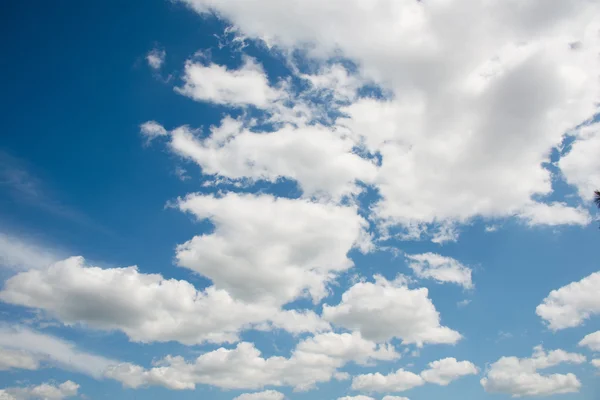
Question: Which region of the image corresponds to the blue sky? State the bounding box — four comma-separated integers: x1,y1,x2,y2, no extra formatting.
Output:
1,1,600,400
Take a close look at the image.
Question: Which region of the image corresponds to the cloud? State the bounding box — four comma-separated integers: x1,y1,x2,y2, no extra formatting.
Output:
233,391,285,400
140,121,168,143
107,340,347,391
0,325,117,378
338,396,375,400
592,359,600,369
0,232,61,271
420,358,479,385
480,345,586,397
146,48,166,70
517,202,591,226
0,348,39,371
295,331,400,366
351,369,424,393
578,330,600,351
0,381,79,400
536,271,600,330
176,192,371,305
0,257,328,345
322,275,461,346
176,0,600,236
405,253,473,289
558,122,600,202
381,397,409,400
165,118,378,201
350,357,477,393
175,57,283,107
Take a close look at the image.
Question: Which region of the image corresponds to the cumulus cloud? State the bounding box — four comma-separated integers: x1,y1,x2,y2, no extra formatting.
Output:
578,330,600,351
558,122,600,202
0,325,117,378
480,345,586,397
420,358,479,385
167,119,378,201
0,381,79,400
176,57,283,107
107,340,347,391
592,359,600,369
0,257,328,345
233,390,285,400
322,275,461,346
295,332,399,366
351,369,424,393
338,396,375,400
517,202,591,226
0,348,39,371
405,253,473,289
175,0,600,236
536,271,600,330
176,192,371,305
146,48,166,70
382,397,409,400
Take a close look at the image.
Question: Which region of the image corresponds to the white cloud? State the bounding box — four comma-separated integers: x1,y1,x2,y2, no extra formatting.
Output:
338,396,375,400
177,0,600,235
420,358,479,386
0,257,328,345
592,359,600,369
578,330,600,351
233,390,284,400
517,202,591,226
167,118,377,201
322,275,461,346
0,325,117,378
351,368,424,393
558,122,600,202
295,332,399,366
405,253,473,289
0,381,79,400
382,397,409,400
480,345,586,397
107,341,347,391
176,57,283,107
0,348,39,371
536,271,600,330
176,192,371,305
140,121,168,143
146,48,166,70
0,232,61,271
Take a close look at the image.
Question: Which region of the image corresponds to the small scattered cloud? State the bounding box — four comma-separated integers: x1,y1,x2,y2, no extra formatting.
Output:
146,48,166,70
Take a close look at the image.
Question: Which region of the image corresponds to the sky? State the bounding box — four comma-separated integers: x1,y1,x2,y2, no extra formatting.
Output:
0,1,599,399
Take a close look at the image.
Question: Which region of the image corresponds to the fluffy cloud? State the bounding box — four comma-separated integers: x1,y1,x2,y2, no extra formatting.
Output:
176,192,371,305
177,0,600,235
0,257,328,345
0,348,39,371
351,369,424,393
420,358,479,385
480,345,586,397
0,381,79,400
536,271,600,330
351,357,477,393
295,332,399,366
578,330,600,351
107,341,345,391
592,359,600,369
338,396,375,400
322,275,461,346
146,48,166,70
517,202,591,226
140,121,168,142
233,390,284,400
175,57,283,107
405,253,473,289
382,397,409,400
558,122,600,201
0,325,117,378
151,117,378,200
